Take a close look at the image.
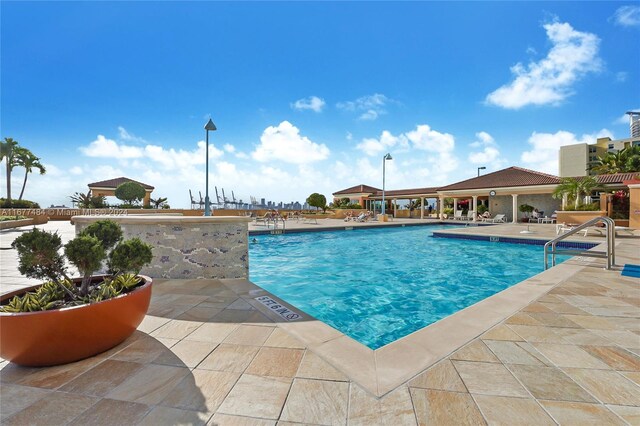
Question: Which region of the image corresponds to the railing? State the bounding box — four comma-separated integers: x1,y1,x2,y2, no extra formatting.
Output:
544,216,615,270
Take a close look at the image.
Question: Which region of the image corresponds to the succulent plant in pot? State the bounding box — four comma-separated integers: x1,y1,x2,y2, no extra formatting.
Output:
0,219,154,366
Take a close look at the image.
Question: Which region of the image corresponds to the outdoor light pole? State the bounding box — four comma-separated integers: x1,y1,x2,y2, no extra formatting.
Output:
477,166,486,177
382,153,393,216
204,119,217,216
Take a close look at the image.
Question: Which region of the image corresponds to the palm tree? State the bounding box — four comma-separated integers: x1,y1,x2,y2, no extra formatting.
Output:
591,146,640,174
0,138,19,206
553,176,599,209
553,178,580,209
150,197,168,209
13,147,46,200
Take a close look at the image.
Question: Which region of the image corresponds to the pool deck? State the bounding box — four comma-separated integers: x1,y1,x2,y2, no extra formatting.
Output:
1,220,639,425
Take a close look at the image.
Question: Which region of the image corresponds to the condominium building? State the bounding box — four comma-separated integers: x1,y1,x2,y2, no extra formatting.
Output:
559,136,640,177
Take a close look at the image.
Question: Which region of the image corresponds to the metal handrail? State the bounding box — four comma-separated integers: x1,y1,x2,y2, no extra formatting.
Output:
544,216,615,270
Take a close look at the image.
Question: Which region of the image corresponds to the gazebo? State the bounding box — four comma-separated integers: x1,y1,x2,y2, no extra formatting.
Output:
87,177,154,207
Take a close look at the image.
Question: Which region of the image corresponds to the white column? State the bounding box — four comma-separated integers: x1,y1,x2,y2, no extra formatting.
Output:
393,199,397,216
439,196,445,219
421,197,425,219
512,194,518,223
453,198,458,212
472,195,478,222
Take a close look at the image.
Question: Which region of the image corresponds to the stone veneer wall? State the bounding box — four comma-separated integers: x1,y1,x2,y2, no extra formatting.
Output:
74,216,249,279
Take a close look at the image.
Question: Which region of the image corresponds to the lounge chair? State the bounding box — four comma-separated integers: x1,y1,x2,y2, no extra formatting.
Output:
452,210,463,220
254,212,272,226
354,212,369,222
486,214,506,223
463,210,475,221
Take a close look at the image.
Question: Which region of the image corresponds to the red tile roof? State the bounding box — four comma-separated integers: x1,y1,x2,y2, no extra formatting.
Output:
88,177,154,190
333,184,381,196
437,167,560,191
371,187,440,197
595,172,640,184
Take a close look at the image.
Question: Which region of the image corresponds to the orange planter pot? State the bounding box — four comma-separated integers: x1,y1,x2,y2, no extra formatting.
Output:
0,275,152,367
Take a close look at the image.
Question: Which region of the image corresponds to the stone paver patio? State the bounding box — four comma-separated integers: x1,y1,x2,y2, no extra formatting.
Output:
0,220,638,425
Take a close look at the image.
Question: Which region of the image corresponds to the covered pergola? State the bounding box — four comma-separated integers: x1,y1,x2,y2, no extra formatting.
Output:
87,177,155,207
436,167,561,222
365,187,440,219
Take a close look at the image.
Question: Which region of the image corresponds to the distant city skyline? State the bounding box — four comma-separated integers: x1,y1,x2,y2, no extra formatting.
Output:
2,2,639,208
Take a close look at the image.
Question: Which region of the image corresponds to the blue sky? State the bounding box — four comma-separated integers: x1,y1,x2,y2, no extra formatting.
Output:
2,1,639,208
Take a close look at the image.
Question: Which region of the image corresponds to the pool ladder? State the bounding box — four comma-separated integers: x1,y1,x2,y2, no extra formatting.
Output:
543,216,615,270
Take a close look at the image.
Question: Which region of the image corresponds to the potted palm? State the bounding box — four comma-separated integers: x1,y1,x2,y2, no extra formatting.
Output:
0,219,153,366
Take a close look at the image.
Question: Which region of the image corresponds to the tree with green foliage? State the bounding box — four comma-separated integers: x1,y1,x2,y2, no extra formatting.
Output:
5,220,153,312
0,138,18,206
114,181,146,205
591,146,640,174
150,196,168,209
13,147,46,200
306,193,327,212
70,190,107,208
553,176,599,209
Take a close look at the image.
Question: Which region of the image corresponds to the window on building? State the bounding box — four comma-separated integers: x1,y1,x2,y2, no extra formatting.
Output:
608,144,614,149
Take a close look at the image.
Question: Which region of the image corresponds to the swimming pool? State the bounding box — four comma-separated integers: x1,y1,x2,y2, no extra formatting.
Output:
249,225,569,349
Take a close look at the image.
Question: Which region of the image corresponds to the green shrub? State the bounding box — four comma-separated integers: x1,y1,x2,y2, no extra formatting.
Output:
12,228,68,284
443,207,454,215
477,205,488,215
65,235,107,294
81,220,123,251
109,238,153,275
0,215,26,221
573,203,600,211
114,182,146,205
2,220,153,312
0,199,40,208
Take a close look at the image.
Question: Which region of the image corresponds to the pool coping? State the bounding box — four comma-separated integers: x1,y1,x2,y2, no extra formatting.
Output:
221,240,608,397
248,220,493,236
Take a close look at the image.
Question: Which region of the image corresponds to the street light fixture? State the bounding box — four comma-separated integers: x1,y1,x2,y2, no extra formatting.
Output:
381,153,393,216
204,118,217,216
477,166,486,177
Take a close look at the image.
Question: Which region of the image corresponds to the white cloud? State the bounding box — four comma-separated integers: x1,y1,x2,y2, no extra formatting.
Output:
486,21,601,109
117,126,146,143
520,128,613,174
357,130,408,156
468,131,506,169
291,96,326,113
251,121,330,164
223,143,236,153
346,132,353,141
80,135,144,158
69,166,83,175
611,5,640,27
406,125,455,153
616,71,628,82
615,110,640,124
337,94,391,121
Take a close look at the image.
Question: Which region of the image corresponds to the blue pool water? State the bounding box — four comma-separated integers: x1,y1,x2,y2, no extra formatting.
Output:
249,225,567,349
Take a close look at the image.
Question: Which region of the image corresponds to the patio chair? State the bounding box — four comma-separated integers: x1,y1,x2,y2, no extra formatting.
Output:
254,212,272,226
530,210,542,223
464,210,475,221
354,212,369,222
487,214,506,223
453,210,463,220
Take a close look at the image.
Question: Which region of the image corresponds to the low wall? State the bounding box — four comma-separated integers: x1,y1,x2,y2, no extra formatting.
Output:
0,215,49,230
72,215,251,280
556,211,607,224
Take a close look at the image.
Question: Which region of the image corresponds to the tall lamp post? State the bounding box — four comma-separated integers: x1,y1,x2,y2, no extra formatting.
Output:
477,166,486,177
381,153,393,216
204,119,217,216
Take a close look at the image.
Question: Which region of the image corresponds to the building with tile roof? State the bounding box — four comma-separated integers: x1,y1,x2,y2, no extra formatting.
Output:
88,177,155,207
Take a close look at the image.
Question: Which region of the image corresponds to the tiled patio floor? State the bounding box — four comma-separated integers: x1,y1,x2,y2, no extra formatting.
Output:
0,222,639,425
